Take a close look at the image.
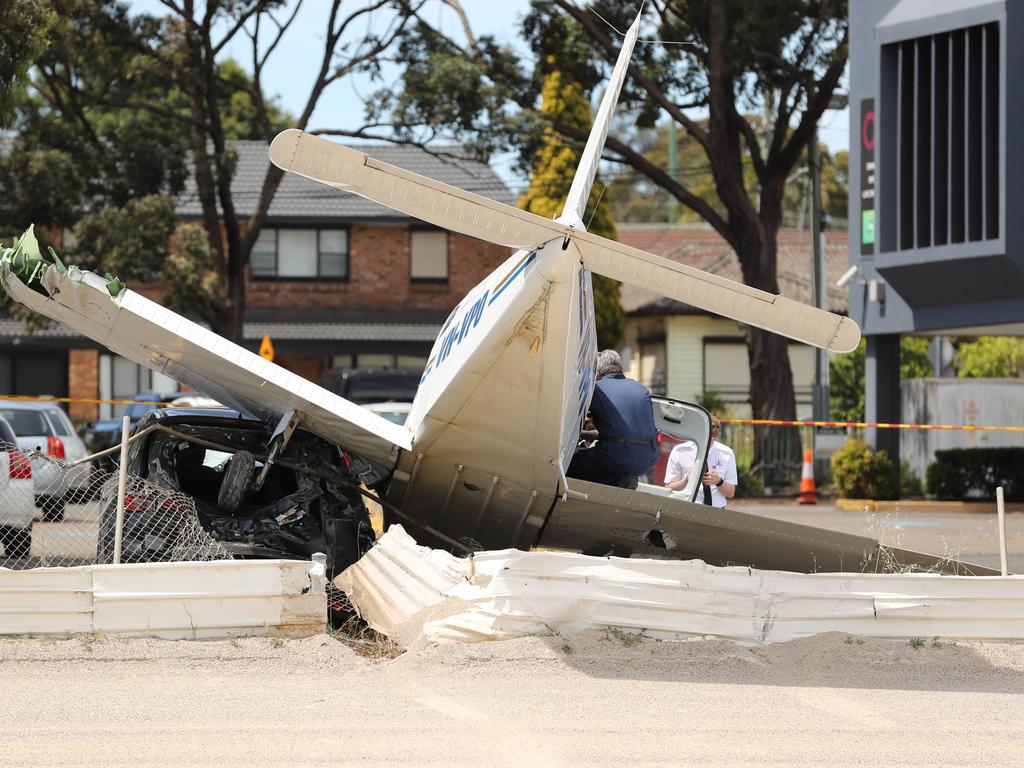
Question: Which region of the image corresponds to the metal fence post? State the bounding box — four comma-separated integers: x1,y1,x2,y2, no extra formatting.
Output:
112,414,131,565
997,486,1008,577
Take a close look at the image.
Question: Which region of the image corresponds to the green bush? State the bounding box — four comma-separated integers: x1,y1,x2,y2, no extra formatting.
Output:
831,439,897,500
926,448,1024,501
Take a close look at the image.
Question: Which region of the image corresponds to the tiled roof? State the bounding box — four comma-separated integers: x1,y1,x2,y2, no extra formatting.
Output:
0,319,81,338
177,140,516,221
617,224,851,316
0,313,444,343
244,321,440,342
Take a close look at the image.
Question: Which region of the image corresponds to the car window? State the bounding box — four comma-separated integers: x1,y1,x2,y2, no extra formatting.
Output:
374,410,409,425
344,374,420,403
0,409,50,436
0,417,17,447
202,449,233,469
45,409,75,437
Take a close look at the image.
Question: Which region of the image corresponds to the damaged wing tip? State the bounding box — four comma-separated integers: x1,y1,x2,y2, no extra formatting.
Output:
829,317,862,353
269,128,304,171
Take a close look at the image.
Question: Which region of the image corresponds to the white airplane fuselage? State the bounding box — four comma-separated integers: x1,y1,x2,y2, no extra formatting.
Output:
391,236,596,549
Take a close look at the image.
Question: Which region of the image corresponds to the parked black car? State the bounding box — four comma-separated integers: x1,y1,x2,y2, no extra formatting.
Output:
96,408,375,578
85,391,180,472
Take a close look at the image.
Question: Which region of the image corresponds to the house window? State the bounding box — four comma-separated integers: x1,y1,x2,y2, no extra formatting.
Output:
410,230,448,282
250,228,349,279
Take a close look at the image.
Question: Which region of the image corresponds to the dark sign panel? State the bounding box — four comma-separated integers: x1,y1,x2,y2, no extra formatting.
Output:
860,98,875,256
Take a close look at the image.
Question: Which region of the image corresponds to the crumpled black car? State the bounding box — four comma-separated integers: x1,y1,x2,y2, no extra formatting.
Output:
96,407,376,578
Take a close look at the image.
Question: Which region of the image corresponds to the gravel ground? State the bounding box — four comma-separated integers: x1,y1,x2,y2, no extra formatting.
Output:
3,631,1024,767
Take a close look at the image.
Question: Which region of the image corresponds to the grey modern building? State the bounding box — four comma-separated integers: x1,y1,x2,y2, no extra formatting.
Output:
848,0,1022,461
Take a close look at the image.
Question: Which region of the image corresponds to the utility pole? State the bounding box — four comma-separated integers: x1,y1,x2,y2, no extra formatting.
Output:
809,125,830,422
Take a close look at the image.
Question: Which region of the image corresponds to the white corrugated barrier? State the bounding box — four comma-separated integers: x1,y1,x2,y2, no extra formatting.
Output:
336,526,1024,647
0,559,326,638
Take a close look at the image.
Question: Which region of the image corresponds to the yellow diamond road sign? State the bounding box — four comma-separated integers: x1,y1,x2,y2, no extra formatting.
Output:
259,335,274,362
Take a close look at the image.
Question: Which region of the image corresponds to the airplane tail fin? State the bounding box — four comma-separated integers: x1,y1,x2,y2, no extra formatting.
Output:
558,9,642,230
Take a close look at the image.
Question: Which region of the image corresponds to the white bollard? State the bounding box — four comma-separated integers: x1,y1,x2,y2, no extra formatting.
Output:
997,486,1009,576
112,414,131,565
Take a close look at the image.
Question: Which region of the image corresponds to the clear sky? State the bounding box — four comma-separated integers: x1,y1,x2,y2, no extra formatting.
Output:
129,0,849,188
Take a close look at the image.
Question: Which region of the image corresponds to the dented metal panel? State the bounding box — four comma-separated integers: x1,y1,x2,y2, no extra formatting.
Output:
0,265,410,471
0,560,326,638
539,479,1000,575
340,526,1024,647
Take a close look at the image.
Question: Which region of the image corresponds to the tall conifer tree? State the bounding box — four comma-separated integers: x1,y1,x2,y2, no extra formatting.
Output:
518,64,623,349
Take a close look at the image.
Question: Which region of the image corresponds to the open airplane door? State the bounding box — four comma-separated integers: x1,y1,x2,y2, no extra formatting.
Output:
0,260,410,473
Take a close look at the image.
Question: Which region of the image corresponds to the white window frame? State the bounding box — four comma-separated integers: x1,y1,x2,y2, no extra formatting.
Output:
249,227,350,280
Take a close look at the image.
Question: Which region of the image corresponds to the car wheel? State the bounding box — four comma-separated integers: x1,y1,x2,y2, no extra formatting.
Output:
1,527,31,559
217,450,256,512
327,504,374,580
40,496,66,523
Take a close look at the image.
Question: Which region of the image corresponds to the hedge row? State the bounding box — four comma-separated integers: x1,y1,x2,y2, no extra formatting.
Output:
926,448,1024,501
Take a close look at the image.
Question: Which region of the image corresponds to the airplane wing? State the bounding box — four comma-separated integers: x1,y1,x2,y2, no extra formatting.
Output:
269,130,860,353
0,261,411,470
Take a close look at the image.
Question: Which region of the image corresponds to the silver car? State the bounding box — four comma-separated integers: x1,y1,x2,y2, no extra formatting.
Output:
0,415,35,560
0,401,89,522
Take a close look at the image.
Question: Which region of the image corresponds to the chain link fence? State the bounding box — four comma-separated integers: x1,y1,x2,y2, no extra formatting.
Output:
0,441,232,570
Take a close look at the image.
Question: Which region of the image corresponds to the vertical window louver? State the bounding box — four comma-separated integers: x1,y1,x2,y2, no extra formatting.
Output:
879,22,1000,252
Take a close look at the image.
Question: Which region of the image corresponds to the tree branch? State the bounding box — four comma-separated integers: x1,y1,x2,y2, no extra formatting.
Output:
705,1,758,232
774,28,848,174
212,0,268,57
734,107,768,185
549,117,732,244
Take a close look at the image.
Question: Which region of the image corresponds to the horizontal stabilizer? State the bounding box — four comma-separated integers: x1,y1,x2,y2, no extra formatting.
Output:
572,232,861,352
269,130,860,353
270,129,557,249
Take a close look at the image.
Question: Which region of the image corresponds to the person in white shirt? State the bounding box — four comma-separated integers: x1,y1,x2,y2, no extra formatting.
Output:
663,415,737,507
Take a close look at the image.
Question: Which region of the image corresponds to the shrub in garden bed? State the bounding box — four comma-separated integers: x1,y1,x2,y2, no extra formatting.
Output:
831,439,897,500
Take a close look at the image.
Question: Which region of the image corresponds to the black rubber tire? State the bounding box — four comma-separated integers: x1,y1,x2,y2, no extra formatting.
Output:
217,450,256,512
40,496,65,523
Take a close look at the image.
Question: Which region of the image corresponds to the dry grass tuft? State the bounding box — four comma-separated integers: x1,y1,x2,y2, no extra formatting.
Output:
330,615,403,660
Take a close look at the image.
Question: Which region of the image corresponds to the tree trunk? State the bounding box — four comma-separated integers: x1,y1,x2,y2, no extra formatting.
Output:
736,231,802,488
227,256,245,344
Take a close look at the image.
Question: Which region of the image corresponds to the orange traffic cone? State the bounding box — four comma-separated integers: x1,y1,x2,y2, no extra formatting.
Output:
798,448,818,505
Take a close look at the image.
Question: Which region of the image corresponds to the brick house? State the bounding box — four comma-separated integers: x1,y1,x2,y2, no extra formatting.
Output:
0,142,514,423
616,224,850,419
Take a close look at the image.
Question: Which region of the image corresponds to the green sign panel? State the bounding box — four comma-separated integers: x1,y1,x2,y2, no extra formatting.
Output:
861,209,876,245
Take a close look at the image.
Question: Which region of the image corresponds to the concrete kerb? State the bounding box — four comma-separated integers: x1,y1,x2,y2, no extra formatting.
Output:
835,498,1022,513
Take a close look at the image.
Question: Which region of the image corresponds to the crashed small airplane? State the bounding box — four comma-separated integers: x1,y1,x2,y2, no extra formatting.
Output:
0,10,990,575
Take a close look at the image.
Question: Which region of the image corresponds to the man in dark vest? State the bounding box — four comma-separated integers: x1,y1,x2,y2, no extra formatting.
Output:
567,349,659,489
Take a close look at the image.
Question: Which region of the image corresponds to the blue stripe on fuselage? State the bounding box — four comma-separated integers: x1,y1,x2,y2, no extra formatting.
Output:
488,252,536,305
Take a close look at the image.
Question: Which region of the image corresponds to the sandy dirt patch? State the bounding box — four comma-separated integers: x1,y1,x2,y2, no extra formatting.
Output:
2,631,1023,767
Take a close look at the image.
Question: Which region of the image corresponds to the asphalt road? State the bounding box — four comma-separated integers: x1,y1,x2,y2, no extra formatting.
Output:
733,498,1024,573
